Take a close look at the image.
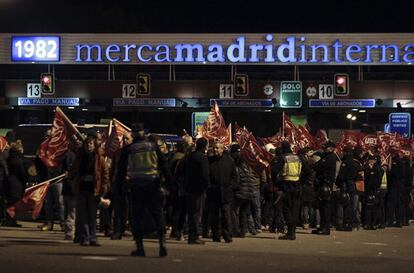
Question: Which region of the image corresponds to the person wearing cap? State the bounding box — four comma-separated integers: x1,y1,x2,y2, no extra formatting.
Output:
312,141,337,235
185,137,210,245
271,141,302,240
363,155,383,230
229,143,255,237
72,134,109,246
117,123,171,256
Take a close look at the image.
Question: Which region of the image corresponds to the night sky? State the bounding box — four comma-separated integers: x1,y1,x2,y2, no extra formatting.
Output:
1,0,414,33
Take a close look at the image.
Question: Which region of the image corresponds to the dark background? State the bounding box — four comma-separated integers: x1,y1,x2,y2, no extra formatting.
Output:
1,0,414,33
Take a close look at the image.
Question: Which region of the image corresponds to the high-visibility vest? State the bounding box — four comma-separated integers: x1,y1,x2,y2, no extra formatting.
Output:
127,141,160,180
281,154,302,182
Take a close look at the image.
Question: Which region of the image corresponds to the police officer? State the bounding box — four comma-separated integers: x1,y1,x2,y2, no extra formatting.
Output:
386,150,407,227
117,123,171,257
271,141,302,240
363,155,382,230
312,141,337,235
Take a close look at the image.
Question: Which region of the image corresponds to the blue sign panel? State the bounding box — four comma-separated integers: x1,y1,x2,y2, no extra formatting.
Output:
11,36,60,62
309,99,375,108
211,99,274,108
113,98,176,107
18,97,79,106
191,112,210,137
389,113,411,138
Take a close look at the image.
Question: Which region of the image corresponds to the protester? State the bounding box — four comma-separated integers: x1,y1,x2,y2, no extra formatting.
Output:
72,134,109,246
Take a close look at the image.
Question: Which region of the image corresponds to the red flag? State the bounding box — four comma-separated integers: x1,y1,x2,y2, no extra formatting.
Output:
296,125,316,149
260,132,283,148
234,125,274,173
38,107,78,168
105,119,131,158
377,132,392,164
358,133,377,152
336,130,360,152
202,101,231,145
0,136,8,153
7,181,50,220
315,129,329,149
283,113,299,153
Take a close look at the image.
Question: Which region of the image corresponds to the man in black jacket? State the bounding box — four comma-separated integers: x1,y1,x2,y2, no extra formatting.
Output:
363,155,382,230
207,141,237,243
387,150,407,227
185,137,210,244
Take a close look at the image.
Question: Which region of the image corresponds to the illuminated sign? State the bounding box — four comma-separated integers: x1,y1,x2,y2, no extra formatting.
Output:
11,36,60,62
18,97,79,106
113,98,176,107
389,113,411,138
309,99,375,108
211,99,274,107
74,35,414,64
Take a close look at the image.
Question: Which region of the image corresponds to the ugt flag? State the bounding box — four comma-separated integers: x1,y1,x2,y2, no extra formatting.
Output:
38,107,78,168
105,119,131,158
7,181,50,220
202,100,231,145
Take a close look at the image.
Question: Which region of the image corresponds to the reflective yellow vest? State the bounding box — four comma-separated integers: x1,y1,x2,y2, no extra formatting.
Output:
281,154,302,182
380,172,387,190
127,141,160,180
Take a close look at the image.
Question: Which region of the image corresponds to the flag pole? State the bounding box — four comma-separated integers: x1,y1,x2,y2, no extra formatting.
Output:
113,118,131,131
55,106,85,141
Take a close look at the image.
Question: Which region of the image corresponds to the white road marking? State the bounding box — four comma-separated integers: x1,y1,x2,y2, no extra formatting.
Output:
362,242,388,246
82,256,118,261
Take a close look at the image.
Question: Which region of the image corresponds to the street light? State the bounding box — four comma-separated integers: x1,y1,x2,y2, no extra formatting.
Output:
346,113,357,129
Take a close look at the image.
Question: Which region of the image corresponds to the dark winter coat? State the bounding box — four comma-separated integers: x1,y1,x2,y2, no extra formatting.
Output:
234,162,255,201
208,153,237,204
0,152,9,195
185,149,210,195
314,152,337,186
364,163,382,194
300,155,316,202
336,155,359,193
5,149,28,199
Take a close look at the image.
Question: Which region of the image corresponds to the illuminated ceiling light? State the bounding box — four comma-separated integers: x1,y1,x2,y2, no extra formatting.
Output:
82,108,88,111
68,106,75,110
359,109,366,113
346,113,353,119
352,108,358,111
351,116,357,121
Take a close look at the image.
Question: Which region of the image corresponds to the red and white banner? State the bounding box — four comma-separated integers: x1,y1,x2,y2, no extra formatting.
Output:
202,101,231,145
234,125,274,174
105,119,131,158
38,107,79,168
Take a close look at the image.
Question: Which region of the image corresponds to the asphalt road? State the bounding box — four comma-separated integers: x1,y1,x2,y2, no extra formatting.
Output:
1,221,414,273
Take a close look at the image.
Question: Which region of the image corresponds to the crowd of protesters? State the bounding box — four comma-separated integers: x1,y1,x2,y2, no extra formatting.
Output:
1,123,413,257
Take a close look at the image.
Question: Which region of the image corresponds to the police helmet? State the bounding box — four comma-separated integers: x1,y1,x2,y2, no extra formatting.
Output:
335,190,350,205
365,194,377,207
318,184,332,201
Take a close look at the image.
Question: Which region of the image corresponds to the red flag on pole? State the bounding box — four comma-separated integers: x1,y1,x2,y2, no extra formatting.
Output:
202,101,231,145
105,119,131,158
38,107,79,168
234,125,274,173
7,181,50,220
282,112,299,152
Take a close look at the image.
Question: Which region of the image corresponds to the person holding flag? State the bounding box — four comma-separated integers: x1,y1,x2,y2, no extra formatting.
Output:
1,140,27,227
